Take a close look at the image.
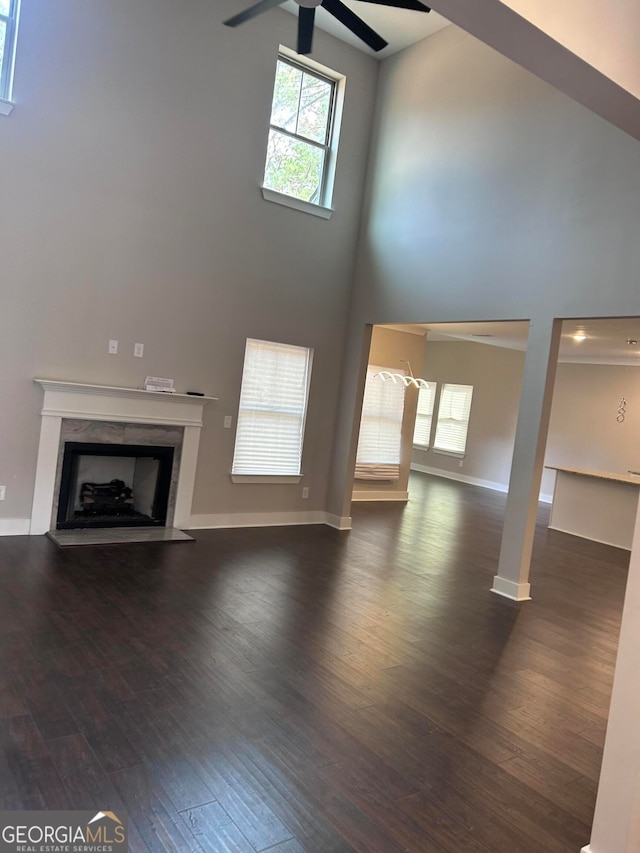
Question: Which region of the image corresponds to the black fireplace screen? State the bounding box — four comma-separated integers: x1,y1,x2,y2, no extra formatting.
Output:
56,442,174,530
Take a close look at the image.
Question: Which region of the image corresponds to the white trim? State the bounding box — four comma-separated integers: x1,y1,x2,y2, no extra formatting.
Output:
230,474,303,484
324,513,352,530
31,414,64,535
432,448,465,459
412,463,507,492
261,187,333,219
34,379,217,404
410,464,552,503
173,425,201,530
279,43,339,78
580,846,592,852
0,518,30,535
34,379,213,429
491,575,532,601
548,523,632,551
0,98,15,115
275,44,346,212
352,490,409,502
189,511,328,529
31,380,210,534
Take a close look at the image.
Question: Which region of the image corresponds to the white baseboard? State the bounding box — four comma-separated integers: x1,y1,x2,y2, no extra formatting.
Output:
188,511,348,531
352,490,408,502
324,513,352,531
548,523,631,551
491,575,531,601
0,519,31,536
580,846,592,853
411,464,553,503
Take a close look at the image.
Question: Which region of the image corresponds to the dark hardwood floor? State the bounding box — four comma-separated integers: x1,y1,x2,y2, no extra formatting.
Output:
0,472,628,852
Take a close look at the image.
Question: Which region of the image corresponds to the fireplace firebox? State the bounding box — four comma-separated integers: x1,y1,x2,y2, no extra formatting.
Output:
56,442,174,530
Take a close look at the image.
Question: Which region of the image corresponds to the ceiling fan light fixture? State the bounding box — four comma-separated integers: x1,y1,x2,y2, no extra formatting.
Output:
374,360,429,390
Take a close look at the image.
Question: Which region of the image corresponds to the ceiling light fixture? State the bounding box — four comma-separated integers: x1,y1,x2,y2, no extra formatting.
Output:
572,332,587,342
374,360,429,390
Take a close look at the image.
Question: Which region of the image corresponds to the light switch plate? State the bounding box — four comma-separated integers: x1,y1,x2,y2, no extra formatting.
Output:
223,416,232,429
108,340,118,354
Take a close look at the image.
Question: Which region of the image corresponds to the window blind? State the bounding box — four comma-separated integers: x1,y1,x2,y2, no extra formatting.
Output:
355,365,405,481
232,339,312,476
413,382,437,448
433,383,474,454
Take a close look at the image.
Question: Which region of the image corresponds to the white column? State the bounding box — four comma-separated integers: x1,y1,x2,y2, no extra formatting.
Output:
581,498,640,853
174,425,202,529
30,415,63,535
492,318,561,600
326,322,373,527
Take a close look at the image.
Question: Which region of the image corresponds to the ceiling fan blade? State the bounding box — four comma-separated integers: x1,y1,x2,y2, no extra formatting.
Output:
354,0,430,10
298,6,316,56
224,0,286,28
322,0,388,51
298,7,316,55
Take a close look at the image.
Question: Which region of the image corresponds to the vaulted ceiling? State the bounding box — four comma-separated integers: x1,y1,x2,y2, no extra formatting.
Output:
279,0,640,141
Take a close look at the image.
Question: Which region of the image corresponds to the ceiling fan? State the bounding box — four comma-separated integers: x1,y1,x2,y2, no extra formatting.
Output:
224,0,431,56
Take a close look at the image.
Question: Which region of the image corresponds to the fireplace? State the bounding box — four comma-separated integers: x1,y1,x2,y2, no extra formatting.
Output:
56,442,175,530
31,380,215,535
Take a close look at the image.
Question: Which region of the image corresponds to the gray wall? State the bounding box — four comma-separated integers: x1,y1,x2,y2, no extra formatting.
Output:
0,0,378,524
357,24,640,324
329,23,640,517
410,340,640,499
544,362,640,495
412,340,525,489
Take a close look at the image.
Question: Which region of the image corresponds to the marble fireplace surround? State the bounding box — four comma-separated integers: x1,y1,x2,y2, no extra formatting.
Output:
31,380,215,535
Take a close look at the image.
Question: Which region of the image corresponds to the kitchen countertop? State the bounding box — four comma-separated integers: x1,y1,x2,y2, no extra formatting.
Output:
545,465,640,486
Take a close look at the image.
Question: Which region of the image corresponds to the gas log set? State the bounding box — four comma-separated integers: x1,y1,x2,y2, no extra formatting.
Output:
79,479,134,516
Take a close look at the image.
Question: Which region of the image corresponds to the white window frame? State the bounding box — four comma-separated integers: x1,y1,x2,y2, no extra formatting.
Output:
432,383,474,458
231,338,313,483
412,382,437,449
355,365,406,481
0,0,20,113
261,46,346,220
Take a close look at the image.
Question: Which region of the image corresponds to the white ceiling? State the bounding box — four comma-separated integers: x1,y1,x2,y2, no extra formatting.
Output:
384,319,640,365
281,1,450,59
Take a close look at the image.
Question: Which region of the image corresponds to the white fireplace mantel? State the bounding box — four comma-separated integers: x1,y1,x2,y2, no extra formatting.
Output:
31,379,216,535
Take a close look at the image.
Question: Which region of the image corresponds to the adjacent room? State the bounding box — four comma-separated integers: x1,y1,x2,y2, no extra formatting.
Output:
354,318,640,538
1,1,640,852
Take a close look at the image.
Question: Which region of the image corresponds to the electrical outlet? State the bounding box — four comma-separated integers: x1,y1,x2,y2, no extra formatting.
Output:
302,487,309,499
108,339,118,354
223,416,232,429
134,343,144,358
459,459,464,468
0,485,6,501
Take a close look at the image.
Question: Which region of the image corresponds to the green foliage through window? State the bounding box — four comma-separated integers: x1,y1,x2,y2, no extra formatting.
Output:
264,57,337,205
